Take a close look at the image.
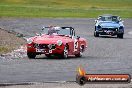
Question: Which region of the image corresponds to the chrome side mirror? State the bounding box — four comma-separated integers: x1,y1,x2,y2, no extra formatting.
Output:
95,20,97,23
42,27,45,30
77,36,80,40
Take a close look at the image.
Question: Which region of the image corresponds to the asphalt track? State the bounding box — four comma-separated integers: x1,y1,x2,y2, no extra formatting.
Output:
0,18,132,84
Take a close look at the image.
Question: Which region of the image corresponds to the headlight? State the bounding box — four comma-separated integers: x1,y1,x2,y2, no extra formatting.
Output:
27,38,33,44
57,40,62,46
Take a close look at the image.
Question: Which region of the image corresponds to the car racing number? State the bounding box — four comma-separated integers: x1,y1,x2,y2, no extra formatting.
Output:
36,49,45,52
36,48,52,53
74,39,78,51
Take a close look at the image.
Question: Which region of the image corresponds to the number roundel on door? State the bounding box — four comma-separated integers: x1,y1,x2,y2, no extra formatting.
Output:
74,39,78,51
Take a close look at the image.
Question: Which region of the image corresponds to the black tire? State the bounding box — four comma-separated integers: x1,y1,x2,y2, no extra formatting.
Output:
117,34,123,39
61,46,68,59
27,52,36,59
45,54,51,58
94,31,99,37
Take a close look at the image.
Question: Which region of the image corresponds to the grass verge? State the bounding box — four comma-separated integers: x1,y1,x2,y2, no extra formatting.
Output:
0,0,132,18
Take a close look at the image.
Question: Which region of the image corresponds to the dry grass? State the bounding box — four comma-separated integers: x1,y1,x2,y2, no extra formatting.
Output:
0,28,26,54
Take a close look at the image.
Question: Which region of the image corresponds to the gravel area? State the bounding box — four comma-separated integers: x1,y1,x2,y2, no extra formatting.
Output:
0,28,26,59
0,29,25,53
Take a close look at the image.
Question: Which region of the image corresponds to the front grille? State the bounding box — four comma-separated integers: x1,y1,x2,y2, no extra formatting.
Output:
102,28,118,31
48,44,56,49
34,44,49,49
34,44,56,49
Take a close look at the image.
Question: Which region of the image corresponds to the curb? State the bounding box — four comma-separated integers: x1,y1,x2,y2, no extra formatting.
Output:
0,81,76,87
0,82,33,87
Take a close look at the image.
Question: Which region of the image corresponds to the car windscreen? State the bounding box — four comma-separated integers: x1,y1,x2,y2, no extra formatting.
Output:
57,28,71,36
99,16,119,22
41,27,71,36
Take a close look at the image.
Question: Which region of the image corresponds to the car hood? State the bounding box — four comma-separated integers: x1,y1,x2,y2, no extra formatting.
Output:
99,21,120,28
33,35,72,44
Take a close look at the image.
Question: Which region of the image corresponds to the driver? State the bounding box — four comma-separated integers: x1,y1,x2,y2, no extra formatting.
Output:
48,26,57,35
48,26,61,35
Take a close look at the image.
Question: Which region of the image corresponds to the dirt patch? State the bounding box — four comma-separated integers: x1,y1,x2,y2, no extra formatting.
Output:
0,28,26,54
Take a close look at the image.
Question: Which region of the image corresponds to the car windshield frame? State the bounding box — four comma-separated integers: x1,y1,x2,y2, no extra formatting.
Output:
98,16,120,22
41,27,73,36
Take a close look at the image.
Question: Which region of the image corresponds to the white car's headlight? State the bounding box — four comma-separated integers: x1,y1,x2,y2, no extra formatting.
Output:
27,38,33,44
57,40,62,46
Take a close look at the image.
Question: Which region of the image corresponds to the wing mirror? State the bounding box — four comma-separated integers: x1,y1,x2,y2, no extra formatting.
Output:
117,20,124,23
77,36,80,39
95,20,97,23
42,27,45,30
119,19,124,22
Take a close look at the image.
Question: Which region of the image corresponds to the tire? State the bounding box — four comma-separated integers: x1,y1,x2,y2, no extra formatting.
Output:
45,54,51,58
61,46,68,59
75,46,83,57
94,31,99,37
117,34,123,39
27,52,36,59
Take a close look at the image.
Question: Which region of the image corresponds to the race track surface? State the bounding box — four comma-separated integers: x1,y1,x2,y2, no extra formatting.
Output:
0,18,132,83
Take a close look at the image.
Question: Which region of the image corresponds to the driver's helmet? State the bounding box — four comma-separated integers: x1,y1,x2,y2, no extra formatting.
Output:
48,26,56,35
48,26,61,35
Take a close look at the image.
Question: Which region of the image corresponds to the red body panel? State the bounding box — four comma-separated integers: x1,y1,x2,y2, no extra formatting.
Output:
27,34,87,56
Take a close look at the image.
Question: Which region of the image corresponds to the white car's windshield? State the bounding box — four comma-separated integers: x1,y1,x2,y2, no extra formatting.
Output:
99,16,119,22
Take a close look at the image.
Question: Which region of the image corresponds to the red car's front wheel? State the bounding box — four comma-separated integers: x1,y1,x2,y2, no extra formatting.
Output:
61,46,68,59
27,52,36,59
45,54,51,58
75,46,83,57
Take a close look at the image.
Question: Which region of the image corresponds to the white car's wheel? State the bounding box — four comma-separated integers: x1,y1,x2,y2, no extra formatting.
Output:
117,34,123,39
94,31,99,37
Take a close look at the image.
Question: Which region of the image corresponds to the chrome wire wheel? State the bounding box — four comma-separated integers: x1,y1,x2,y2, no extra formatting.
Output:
75,46,83,57
63,46,68,59
79,47,83,57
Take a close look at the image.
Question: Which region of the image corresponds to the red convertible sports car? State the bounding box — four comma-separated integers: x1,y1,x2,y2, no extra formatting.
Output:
27,26,87,59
